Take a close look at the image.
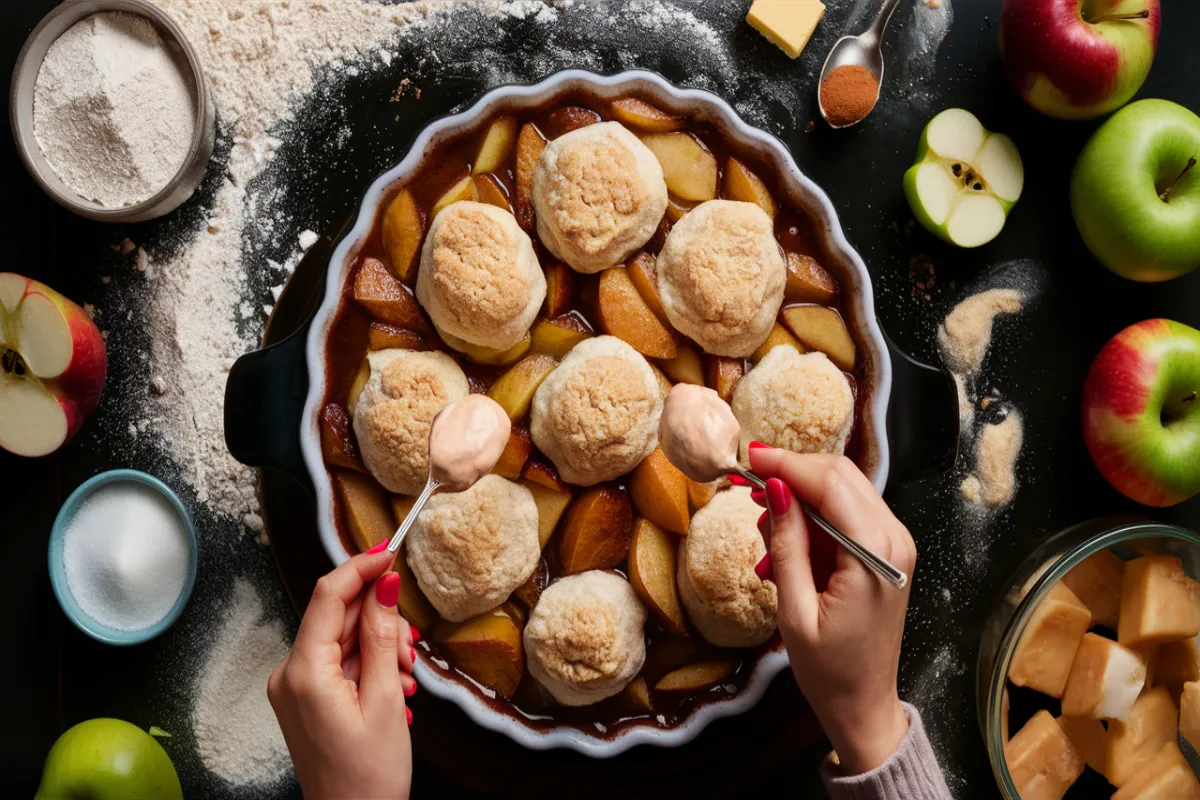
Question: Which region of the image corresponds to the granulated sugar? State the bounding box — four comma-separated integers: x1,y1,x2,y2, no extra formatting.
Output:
192,578,292,788
33,11,196,207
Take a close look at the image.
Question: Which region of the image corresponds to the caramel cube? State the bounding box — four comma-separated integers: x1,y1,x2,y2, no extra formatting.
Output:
1061,633,1147,720
1133,644,1159,689
1056,716,1108,778
1004,711,1084,800
1181,680,1200,753
1156,634,1200,686
1111,742,1200,800
1063,550,1125,630
1118,555,1200,647
1105,685,1179,787
1009,583,1093,698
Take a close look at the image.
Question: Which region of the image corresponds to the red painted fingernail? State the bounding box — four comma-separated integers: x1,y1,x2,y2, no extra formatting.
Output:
410,646,417,663
750,489,766,505
727,474,748,486
757,510,769,539
748,441,770,451
375,572,400,607
404,678,418,697
410,626,421,642
367,540,389,555
755,553,773,581
767,478,790,517
406,707,413,725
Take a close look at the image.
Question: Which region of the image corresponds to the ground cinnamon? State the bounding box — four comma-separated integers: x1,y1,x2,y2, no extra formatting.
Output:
820,64,879,126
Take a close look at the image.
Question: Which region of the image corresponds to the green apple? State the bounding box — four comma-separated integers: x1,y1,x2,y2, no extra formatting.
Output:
1071,98,1200,282
35,719,183,800
903,109,1024,248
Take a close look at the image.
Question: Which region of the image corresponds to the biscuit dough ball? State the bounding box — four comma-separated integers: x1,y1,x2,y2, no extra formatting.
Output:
353,349,469,495
406,475,540,622
532,122,668,274
731,346,854,462
416,201,545,351
678,487,778,647
656,200,785,357
524,570,647,706
530,336,663,486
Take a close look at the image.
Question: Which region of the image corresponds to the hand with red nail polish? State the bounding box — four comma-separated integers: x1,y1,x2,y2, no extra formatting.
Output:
268,548,414,800
749,450,919,778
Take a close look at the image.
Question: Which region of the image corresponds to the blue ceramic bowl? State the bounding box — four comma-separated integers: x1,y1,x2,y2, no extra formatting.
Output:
48,470,198,645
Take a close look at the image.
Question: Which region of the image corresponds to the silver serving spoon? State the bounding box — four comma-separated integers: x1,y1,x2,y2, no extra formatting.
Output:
817,0,903,129
730,466,908,591
386,476,440,554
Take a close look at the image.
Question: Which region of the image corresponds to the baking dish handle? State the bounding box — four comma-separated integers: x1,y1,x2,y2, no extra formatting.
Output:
885,334,960,483
224,321,313,493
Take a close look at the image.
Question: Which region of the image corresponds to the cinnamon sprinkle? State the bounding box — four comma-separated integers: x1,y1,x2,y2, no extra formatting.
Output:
820,64,878,126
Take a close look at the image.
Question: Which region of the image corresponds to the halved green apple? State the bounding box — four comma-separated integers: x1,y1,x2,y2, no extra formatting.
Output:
903,108,1024,248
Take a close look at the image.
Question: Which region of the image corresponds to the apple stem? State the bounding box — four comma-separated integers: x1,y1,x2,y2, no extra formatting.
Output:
1160,158,1197,202
1185,391,1198,405
1089,9,1150,23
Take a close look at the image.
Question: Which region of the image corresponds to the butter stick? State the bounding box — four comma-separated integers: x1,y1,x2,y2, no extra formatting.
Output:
747,0,826,60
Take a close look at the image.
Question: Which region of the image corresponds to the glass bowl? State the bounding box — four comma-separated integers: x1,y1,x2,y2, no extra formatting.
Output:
977,517,1200,797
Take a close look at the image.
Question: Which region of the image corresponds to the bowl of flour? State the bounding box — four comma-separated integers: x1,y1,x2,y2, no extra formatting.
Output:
9,0,215,222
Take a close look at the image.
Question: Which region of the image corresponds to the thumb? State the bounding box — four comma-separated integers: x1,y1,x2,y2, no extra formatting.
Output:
358,571,405,719
765,478,819,639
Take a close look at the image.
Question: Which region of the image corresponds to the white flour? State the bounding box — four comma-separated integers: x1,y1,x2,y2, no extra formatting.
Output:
192,579,292,788
33,11,195,207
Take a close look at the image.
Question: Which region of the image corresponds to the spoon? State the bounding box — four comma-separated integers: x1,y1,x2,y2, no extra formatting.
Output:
658,384,908,591
385,395,511,554
817,0,903,129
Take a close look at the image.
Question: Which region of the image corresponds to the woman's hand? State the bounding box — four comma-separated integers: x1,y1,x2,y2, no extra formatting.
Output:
748,447,917,775
268,546,417,800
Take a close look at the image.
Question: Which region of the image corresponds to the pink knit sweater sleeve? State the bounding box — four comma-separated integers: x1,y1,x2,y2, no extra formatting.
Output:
821,703,954,800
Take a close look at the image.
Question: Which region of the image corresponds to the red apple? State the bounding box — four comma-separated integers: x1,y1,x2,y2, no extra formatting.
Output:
0,273,106,457
999,0,1160,120
1082,319,1200,507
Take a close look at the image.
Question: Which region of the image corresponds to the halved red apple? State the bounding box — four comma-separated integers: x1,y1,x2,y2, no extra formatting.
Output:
0,273,106,457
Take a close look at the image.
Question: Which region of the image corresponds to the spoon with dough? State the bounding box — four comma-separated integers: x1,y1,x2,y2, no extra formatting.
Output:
385,394,511,554
658,384,907,591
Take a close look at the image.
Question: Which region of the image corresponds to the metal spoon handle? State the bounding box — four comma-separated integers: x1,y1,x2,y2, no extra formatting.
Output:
731,467,908,591
864,0,904,44
386,477,440,554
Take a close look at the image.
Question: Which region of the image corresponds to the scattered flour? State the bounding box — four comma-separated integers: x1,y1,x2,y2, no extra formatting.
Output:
192,579,292,788
960,410,1024,508
939,288,1023,375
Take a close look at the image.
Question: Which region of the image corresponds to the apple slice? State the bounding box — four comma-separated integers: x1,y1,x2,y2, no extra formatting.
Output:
629,446,690,535
354,258,429,331
723,157,776,219
513,557,548,608
0,273,106,457
785,253,838,305
530,315,592,359
450,331,531,366
542,106,601,138
433,607,525,699
705,356,744,403
558,484,634,574
610,98,684,133
655,659,737,693
473,116,517,175
473,173,511,212
648,362,673,400
542,261,573,317
347,356,370,415
752,321,806,364
367,323,427,352
430,175,478,221
320,403,364,472
491,426,532,480
520,477,572,549
657,340,704,386
642,133,718,202
626,251,668,323
598,267,677,360
628,517,689,636
665,195,698,223
488,354,558,421
334,470,394,552
380,188,423,285
514,123,548,232
903,108,1024,248
780,305,856,371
